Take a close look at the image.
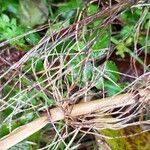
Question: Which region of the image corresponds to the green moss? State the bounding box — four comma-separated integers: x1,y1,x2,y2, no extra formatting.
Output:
101,129,131,150
100,126,150,150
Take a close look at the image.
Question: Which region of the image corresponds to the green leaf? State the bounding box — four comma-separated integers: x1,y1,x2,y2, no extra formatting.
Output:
1,14,10,23
25,33,40,45
19,0,48,27
116,42,130,58
46,21,70,35
144,20,150,30
0,124,9,138
125,37,133,46
82,62,92,82
72,41,85,51
0,14,28,49
120,26,134,37
0,14,9,29
95,77,104,89
20,112,35,124
87,4,98,16
105,61,120,82
104,81,122,96
9,141,31,150
32,59,44,72
95,61,120,93
92,32,109,50
121,9,142,24
57,0,82,19
0,0,20,16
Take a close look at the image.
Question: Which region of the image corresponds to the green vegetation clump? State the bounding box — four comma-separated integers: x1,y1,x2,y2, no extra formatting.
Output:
0,0,150,149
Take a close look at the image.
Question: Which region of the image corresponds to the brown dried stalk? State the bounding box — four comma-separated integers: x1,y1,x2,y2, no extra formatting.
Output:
0,88,149,150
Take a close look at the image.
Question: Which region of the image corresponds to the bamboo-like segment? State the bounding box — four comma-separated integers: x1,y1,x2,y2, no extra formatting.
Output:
0,89,149,150
0,116,49,150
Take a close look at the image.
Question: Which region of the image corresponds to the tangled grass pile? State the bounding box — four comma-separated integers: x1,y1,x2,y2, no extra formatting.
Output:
0,0,150,149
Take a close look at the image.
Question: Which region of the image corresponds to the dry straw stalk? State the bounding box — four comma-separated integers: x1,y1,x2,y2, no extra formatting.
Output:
0,88,149,150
